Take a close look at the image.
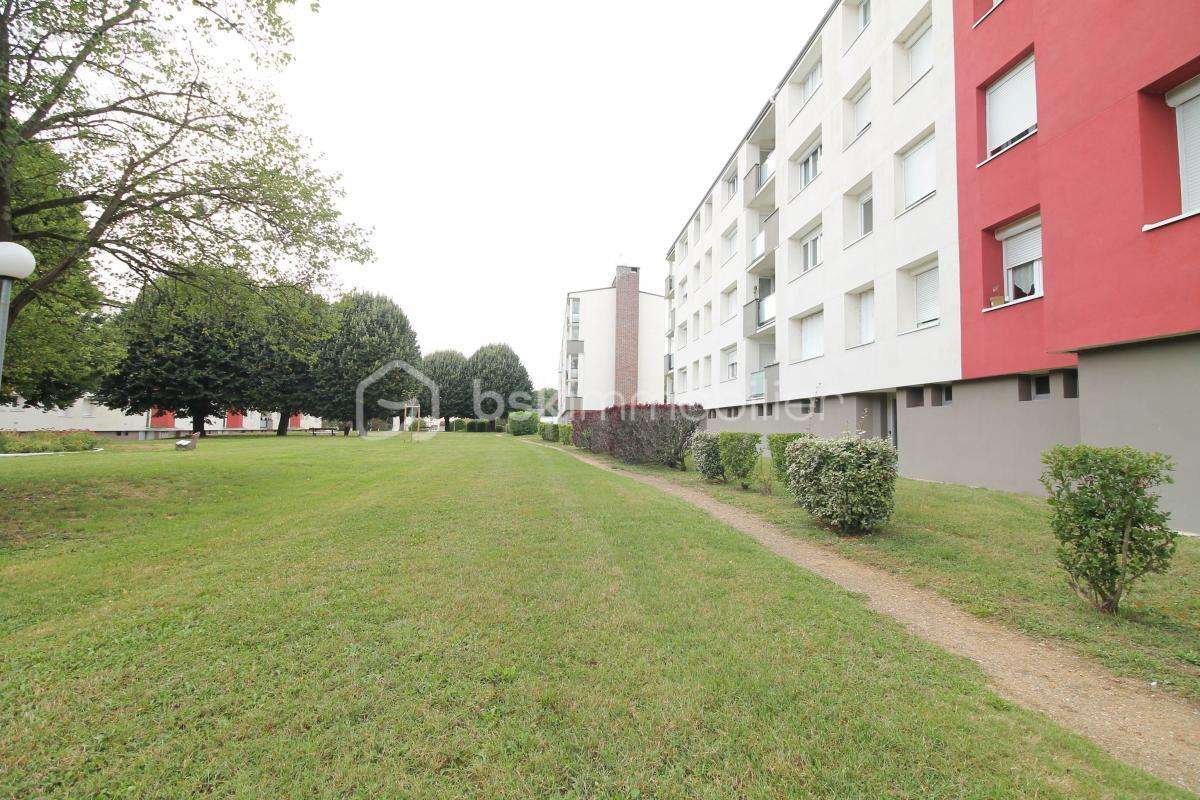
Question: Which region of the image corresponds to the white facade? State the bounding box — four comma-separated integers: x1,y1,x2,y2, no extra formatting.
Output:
557,267,665,415
665,0,960,421
0,396,322,437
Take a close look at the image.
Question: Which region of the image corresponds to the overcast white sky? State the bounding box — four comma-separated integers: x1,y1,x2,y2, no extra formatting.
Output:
277,1,828,389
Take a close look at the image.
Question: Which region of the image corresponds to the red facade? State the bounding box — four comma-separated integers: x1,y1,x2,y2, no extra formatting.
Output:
288,413,302,429
953,0,1200,379
149,408,175,429
225,410,244,429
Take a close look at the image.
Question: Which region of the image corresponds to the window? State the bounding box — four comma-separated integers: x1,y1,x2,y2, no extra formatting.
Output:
679,236,688,260
1063,370,1079,399
702,250,713,282
798,60,822,107
678,321,688,342
678,367,688,391
721,346,738,381
931,384,953,406
858,192,874,237
905,21,933,86
799,142,822,189
998,216,1043,302
720,284,737,320
678,276,688,304
703,302,713,333
703,195,714,229
794,310,824,361
857,288,875,344
723,168,739,203
566,353,581,397
986,56,1037,157
1167,76,1200,214
691,312,700,340
906,387,925,408
915,266,939,325
567,297,581,339
721,224,738,262
703,355,713,386
799,227,822,274
691,263,700,285
858,0,871,32
851,83,872,139
901,135,936,209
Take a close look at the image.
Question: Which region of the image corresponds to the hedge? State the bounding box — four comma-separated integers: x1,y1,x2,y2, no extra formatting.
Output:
767,432,812,488
786,435,897,534
407,417,427,432
566,405,704,468
538,421,559,442
0,430,101,454
718,432,761,489
691,432,724,482
557,423,572,445
451,418,467,432
1040,444,1177,614
508,410,539,436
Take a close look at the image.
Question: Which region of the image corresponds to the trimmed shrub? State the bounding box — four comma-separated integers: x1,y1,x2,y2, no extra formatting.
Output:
494,418,506,433
0,430,102,454
451,418,467,432
718,432,761,489
407,417,427,432
571,410,604,453
786,436,897,534
538,421,559,442
691,432,724,482
1040,445,1177,614
507,410,539,436
767,432,812,489
557,423,572,445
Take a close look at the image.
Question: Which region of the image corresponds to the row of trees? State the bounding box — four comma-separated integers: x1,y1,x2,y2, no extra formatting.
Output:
87,276,534,435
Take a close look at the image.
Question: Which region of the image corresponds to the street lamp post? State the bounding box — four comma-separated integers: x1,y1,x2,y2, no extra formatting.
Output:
0,241,37,393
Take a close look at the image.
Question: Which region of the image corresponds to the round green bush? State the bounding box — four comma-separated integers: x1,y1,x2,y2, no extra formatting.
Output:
507,410,539,436
691,431,724,482
557,422,573,445
718,432,761,490
786,436,897,534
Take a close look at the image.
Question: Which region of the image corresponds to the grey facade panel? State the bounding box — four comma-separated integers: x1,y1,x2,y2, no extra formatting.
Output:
1077,335,1200,533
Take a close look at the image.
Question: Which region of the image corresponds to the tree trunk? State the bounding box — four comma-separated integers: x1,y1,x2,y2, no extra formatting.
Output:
192,414,206,436
276,412,289,436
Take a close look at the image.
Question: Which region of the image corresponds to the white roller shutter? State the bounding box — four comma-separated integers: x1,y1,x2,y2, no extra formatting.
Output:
915,268,939,325
1002,224,1042,268
1179,95,1200,214
902,136,936,208
986,57,1037,155
800,312,824,360
859,289,875,344
907,23,933,83
854,87,872,135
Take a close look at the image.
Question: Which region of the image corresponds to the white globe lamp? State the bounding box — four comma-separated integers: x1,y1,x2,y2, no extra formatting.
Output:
0,240,37,392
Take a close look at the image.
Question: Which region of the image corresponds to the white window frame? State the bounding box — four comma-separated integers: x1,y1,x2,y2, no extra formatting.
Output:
799,60,823,107
703,355,713,387
799,142,822,189
691,311,700,341
858,191,874,237
858,0,872,33
721,346,738,382
721,225,739,263
857,288,875,345
720,285,737,321
723,170,738,204
997,215,1044,303
798,311,824,361
851,83,872,139
799,227,822,274
985,55,1038,158
1167,75,1200,215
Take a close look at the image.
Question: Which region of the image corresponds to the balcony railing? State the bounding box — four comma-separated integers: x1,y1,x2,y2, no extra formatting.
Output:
749,362,780,402
749,368,765,399
757,293,776,326
757,151,776,190
664,353,674,372
748,210,779,267
665,275,675,296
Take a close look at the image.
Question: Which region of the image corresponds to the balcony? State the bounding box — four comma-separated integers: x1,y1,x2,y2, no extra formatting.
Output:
743,151,777,210
748,210,779,274
742,293,777,338
665,274,675,297
562,396,582,412
748,363,780,402
565,332,584,355
664,353,674,373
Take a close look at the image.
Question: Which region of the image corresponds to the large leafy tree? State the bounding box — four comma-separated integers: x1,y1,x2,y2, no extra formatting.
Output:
95,276,261,434
1,143,117,407
466,343,533,418
311,292,420,431
245,285,330,436
415,349,471,428
0,0,371,328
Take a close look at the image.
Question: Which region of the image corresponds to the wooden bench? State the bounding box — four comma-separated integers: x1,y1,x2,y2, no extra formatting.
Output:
308,427,339,436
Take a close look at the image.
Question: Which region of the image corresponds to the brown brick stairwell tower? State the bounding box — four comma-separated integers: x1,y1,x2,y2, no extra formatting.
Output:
612,265,640,403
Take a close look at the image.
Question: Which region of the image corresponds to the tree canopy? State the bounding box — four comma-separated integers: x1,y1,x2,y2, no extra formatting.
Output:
0,0,371,328
466,343,533,418
310,292,421,428
416,349,472,423
244,285,330,435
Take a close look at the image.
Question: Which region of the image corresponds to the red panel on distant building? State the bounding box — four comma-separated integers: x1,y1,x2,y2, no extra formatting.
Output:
289,413,302,429
150,408,175,429
226,410,244,429
953,0,1200,378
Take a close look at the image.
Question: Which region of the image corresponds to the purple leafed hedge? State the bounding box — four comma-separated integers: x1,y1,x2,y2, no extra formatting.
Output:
568,403,705,469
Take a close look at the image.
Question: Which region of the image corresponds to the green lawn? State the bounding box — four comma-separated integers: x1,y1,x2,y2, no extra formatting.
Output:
590,446,1200,702
0,434,1190,798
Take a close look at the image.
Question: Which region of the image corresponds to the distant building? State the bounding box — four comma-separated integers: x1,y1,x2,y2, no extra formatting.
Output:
556,266,665,416
0,397,321,438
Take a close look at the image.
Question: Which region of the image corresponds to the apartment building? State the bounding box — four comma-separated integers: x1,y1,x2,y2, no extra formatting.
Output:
557,266,665,414
663,0,1200,530
930,0,1200,528
0,398,321,438
665,0,960,444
